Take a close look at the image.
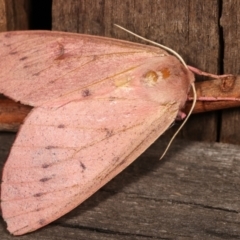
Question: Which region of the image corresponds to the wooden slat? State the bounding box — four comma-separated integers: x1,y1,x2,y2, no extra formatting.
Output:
220,0,240,144
0,0,7,31
3,0,29,31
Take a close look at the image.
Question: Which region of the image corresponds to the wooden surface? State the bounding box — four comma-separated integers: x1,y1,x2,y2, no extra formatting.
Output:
220,1,240,144
0,0,29,31
1,133,240,239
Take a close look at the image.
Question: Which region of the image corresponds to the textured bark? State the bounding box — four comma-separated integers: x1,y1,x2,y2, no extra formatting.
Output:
3,0,29,30
220,0,240,144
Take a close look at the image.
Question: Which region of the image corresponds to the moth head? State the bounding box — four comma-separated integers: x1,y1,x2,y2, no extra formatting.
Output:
133,55,194,108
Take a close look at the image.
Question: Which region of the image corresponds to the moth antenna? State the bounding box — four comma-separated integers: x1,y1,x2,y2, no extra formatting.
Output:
114,24,196,159
114,24,187,68
160,83,197,160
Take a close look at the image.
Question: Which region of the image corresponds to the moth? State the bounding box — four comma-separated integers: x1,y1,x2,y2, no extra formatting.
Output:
0,30,196,235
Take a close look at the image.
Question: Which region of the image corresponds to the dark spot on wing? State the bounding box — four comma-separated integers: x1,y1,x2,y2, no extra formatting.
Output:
39,177,52,182
109,96,116,102
105,128,113,138
45,145,58,150
9,51,18,55
42,163,51,168
33,72,40,76
3,43,10,47
39,219,46,226
80,161,86,171
19,56,28,61
58,124,65,128
4,33,11,38
82,89,91,97
34,192,45,197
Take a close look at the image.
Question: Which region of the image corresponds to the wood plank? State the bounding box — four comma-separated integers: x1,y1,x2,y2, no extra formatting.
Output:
0,0,7,31
1,133,240,239
220,0,240,144
3,0,29,30
52,0,220,142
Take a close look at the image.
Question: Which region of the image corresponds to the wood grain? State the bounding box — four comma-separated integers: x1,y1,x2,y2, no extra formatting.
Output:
220,0,240,144
3,0,29,31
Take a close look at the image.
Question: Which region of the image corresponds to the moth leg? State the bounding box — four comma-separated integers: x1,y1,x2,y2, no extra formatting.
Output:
187,65,232,79
176,111,186,120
